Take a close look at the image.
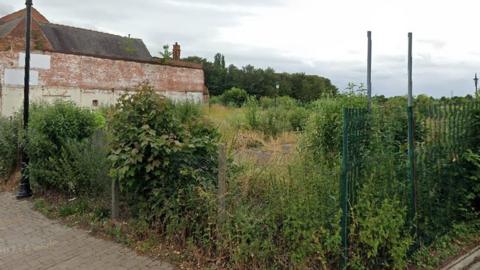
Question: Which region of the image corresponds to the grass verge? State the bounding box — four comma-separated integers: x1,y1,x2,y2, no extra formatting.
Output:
409,220,480,269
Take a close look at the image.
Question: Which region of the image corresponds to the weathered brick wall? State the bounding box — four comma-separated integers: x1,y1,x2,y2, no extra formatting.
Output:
0,50,206,116
41,52,205,91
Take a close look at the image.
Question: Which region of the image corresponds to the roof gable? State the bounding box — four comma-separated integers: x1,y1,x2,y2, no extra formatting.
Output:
0,8,49,25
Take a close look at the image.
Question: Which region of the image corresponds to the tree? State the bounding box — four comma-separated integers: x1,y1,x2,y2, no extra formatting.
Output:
183,52,339,101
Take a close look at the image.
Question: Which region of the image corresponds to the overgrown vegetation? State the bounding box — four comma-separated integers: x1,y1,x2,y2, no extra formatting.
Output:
27,101,108,195
0,116,19,179
1,85,479,269
218,87,249,107
411,220,480,269
108,85,219,246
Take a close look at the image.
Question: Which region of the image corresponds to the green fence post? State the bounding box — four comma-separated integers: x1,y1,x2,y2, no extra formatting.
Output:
340,108,350,270
407,32,418,234
407,106,417,230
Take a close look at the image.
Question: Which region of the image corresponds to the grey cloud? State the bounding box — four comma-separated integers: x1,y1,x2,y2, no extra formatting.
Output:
0,3,13,16
165,0,288,7
28,0,255,58
2,1,474,98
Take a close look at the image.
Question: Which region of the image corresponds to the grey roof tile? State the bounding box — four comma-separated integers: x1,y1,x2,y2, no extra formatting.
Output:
0,17,22,38
40,23,152,61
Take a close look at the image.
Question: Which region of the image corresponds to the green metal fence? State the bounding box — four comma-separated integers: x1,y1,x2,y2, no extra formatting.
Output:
340,102,480,269
340,108,370,268
415,102,480,241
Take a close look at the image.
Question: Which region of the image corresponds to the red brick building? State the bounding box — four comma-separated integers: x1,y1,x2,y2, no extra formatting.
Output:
0,8,207,116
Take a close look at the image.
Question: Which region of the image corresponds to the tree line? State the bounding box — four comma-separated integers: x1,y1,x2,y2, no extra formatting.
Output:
184,53,338,102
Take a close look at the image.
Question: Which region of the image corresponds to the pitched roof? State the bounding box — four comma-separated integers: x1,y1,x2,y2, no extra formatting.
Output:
0,8,49,25
40,23,152,62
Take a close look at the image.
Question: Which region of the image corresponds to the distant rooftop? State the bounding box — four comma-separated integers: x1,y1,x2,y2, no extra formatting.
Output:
0,8,152,62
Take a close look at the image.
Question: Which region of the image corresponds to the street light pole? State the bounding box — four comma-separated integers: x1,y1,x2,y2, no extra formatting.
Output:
17,0,33,199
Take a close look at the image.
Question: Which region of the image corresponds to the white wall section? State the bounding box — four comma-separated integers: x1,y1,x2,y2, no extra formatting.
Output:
4,69,39,86
18,53,51,69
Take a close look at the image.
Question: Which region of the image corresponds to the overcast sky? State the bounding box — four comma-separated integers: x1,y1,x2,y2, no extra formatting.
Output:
1,0,479,97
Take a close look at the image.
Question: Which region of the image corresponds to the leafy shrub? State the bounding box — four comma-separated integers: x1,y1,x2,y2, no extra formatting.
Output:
302,96,367,163
173,101,202,123
245,98,300,137
257,108,290,137
288,107,309,131
245,97,260,130
108,85,219,245
349,176,413,270
208,95,221,105
44,132,111,195
259,96,298,109
220,87,249,107
27,101,102,193
0,116,20,178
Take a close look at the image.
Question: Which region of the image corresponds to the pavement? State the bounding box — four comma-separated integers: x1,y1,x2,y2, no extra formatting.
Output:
0,192,174,270
440,245,480,270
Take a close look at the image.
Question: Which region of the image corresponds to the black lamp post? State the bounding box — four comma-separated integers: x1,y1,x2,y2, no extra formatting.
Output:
17,0,33,199
474,73,478,97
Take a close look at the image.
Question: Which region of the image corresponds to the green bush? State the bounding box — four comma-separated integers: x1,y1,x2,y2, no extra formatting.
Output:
349,176,413,270
246,98,306,137
288,107,309,131
173,101,202,123
302,96,367,163
108,85,219,245
258,108,290,137
43,132,111,195
245,97,260,130
259,96,298,109
27,101,103,194
220,87,249,107
220,156,341,268
208,95,221,105
0,116,20,178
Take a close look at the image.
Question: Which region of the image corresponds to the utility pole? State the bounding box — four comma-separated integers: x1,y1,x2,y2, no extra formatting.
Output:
17,0,33,199
367,31,372,110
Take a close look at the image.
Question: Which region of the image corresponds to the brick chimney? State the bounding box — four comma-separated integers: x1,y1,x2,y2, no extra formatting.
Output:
172,42,181,60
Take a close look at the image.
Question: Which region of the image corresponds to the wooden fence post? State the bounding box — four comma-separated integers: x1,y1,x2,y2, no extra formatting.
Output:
217,144,227,224
112,178,119,220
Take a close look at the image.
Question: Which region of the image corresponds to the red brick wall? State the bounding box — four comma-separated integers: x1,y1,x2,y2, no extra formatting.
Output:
0,51,205,93
42,52,205,92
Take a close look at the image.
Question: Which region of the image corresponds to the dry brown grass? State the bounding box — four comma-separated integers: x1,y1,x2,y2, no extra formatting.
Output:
0,169,20,192
203,104,298,154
